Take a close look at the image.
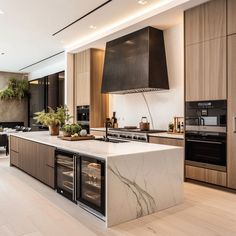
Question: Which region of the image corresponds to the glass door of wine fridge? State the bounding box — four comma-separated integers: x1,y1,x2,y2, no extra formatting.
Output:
76,156,105,216
56,150,75,202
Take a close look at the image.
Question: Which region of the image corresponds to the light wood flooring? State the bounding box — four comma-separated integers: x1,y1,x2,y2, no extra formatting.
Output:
1,151,236,236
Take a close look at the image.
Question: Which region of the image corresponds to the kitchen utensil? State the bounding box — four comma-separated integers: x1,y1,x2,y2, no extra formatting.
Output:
139,117,150,131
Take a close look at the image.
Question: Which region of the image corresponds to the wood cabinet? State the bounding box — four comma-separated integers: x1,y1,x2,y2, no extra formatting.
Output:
36,143,55,188
227,0,236,35
149,136,184,147
185,37,226,101
90,130,105,137
185,0,227,101
185,4,205,45
227,34,236,189
10,151,19,167
74,49,109,128
185,0,226,45
204,0,226,41
74,50,90,106
10,136,19,152
185,165,227,187
204,37,226,100
185,43,205,101
10,136,55,188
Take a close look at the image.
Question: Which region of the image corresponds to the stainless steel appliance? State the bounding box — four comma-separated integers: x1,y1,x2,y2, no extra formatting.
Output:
55,149,106,217
185,100,227,171
107,128,166,142
185,131,226,171
77,105,90,133
185,100,227,133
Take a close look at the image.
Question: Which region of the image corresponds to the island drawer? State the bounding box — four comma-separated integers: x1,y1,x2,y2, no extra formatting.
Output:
10,136,19,152
10,150,19,167
185,165,227,187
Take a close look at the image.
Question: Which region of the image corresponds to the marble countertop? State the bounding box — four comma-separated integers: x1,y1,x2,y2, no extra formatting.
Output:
10,131,182,159
148,132,184,140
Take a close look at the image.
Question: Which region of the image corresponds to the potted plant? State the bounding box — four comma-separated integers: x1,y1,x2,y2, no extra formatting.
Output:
34,106,72,136
61,123,82,137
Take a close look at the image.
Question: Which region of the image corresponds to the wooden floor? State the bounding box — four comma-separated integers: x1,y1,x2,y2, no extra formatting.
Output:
1,151,236,236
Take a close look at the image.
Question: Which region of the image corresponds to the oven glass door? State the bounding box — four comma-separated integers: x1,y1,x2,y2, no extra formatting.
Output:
186,138,226,166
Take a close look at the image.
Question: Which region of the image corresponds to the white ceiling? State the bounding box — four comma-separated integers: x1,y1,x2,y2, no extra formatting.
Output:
0,0,208,73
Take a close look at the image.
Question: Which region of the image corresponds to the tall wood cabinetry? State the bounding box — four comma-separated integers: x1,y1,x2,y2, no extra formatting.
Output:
225,0,236,189
185,0,227,101
74,49,109,128
10,136,55,188
184,0,236,188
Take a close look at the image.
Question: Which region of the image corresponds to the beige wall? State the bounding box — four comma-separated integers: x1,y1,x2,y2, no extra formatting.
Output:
0,72,28,126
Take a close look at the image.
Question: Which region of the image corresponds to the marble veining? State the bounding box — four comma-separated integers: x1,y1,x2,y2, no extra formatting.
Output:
108,163,157,218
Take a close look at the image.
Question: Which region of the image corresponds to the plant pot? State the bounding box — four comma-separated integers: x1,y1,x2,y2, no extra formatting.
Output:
48,124,59,136
62,131,71,137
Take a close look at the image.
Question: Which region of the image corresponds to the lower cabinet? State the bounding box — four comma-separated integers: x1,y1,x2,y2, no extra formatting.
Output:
185,165,227,187
90,130,105,137
149,136,184,147
10,136,55,188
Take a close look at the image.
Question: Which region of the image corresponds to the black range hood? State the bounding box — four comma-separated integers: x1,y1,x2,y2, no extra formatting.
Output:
102,26,169,94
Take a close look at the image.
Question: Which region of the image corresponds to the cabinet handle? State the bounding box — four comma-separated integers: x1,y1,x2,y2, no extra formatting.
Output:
234,117,236,133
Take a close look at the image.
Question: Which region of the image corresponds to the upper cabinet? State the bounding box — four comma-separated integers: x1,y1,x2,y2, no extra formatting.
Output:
74,50,90,106
185,43,205,101
227,0,236,35
204,37,226,100
185,0,226,46
185,4,205,45
185,0,227,101
185,38,226,101
74,49,109,128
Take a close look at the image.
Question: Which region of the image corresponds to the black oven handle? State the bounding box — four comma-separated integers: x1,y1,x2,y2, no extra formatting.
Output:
186,139,223,145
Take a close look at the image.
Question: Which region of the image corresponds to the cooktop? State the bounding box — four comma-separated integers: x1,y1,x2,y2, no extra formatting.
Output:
109,128,166,133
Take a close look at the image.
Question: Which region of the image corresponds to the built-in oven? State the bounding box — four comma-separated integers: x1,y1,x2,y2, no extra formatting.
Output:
185,131,226,171
185,100,227,171
55,150,76,202
77,105,90,133
185,100,227,132
76,155,105,216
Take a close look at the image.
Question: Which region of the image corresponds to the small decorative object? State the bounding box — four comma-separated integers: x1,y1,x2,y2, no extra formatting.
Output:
111,111,118,128
62,124,72,137
139,117,150,131
34,106,72,136
61,123,82,137
168,122,174,132
80,129,87,137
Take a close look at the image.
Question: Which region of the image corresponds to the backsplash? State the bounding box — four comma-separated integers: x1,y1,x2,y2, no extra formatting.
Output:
109,24,184,130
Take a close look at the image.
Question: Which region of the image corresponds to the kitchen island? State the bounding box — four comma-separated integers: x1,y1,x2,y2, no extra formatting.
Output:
9,131,184,227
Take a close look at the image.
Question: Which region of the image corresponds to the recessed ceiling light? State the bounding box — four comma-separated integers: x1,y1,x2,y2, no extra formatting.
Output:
0,9,4,14
89,25,97,30
138,0,148,5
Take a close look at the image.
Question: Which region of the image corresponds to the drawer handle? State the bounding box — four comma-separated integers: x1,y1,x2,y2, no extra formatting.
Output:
186,139,223,145
234,117,236,133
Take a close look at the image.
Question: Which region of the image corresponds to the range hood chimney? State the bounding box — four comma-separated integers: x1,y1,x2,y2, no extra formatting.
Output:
102,26,169,94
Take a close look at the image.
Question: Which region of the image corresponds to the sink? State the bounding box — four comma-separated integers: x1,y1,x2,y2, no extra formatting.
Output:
95,138,128,143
